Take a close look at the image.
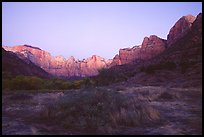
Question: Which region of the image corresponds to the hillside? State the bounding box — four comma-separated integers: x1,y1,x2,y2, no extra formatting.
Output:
93,13,202,88
2,48,50,79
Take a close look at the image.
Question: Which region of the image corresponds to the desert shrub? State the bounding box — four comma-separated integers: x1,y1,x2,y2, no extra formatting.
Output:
179,61,195,73
162,61,176,70
2,75,77,90
10,75,30,90
97,68,116,84
2,71,13,79
72,80,84,89
82,77,94,87
2,79,11,90
157,92,174,101
50,78,67,89
141,65,156,74
29,76,44,89
2,75,42,90
39,87,160,134
95,68,128,86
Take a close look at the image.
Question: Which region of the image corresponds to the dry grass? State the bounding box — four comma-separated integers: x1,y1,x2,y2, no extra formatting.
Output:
3,86,201,135
38,87,160,134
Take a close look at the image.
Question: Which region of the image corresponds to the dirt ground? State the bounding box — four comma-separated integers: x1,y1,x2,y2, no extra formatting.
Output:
2,86,202,135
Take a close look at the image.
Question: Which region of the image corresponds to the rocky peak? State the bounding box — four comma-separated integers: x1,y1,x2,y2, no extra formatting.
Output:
183,14,197,23
67,56,75,61
2,45,112,77
110,34,167,66
191,13,202,35
167,14,196,46
141,37,149,47
54,55,66,62
141,35,166,49
110,54,122,67
92,55,97,62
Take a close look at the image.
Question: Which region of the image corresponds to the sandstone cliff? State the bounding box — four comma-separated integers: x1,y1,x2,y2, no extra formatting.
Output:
167,14,196,46
3,45,112,77
110,14,197,66
110,35,167,66
3,13,200,78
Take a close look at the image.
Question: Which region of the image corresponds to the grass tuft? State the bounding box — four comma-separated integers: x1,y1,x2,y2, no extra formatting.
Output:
38,87,160,134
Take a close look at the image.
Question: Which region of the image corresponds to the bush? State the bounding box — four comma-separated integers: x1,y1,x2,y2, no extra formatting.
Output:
39,87,160,134
2,71,13,79
179,61,195,73
2,79,11,90
95,68,128,86
162,61,176,70
2,75,77,90
7,75,43,90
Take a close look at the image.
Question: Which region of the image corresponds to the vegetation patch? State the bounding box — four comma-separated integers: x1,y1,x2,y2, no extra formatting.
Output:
2,75,92,91
38,87,160,134
157,92,174,101
179,61,196,74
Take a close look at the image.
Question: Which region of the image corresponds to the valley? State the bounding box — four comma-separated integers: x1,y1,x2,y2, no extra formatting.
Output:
2,12,202,135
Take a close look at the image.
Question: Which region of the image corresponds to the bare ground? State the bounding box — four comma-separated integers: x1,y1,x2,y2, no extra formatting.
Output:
2,86,202,135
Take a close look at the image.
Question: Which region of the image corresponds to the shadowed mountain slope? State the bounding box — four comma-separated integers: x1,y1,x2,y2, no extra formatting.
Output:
2,48,51,78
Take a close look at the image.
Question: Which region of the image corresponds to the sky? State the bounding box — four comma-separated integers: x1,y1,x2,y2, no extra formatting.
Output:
2,2,202,60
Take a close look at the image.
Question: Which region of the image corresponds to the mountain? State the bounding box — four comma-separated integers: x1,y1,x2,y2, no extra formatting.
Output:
2,13,201,81
158,13,202,63
2,48,50,78
110,35,167,66
95,13,202,87
110,14,199,67
3,45,112,78
167,14,196,46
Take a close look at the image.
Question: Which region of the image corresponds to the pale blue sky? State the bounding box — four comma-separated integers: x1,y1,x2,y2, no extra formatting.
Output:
2,2,202,60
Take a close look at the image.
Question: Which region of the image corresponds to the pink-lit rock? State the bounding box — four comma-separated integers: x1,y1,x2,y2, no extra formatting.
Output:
3,45,112,77
167,14,196,46
110,35,166,66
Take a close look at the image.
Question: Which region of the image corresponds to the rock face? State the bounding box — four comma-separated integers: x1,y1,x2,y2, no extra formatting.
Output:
110,35,167,66
161,13,202,62
191,13,202,37
3,45,112,77
111,14,199,66
167,14,196,46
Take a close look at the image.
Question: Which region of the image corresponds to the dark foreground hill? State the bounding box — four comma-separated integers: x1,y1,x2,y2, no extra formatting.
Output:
2,48,50,79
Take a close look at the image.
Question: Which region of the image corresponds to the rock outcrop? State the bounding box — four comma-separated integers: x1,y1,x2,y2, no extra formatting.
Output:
3,45,112,77
167,14,196,46
160,13,202,62
110,35,167,66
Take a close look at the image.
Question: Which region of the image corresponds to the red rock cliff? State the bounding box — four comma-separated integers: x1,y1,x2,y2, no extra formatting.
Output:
3,45,112,77
110,35,167,66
